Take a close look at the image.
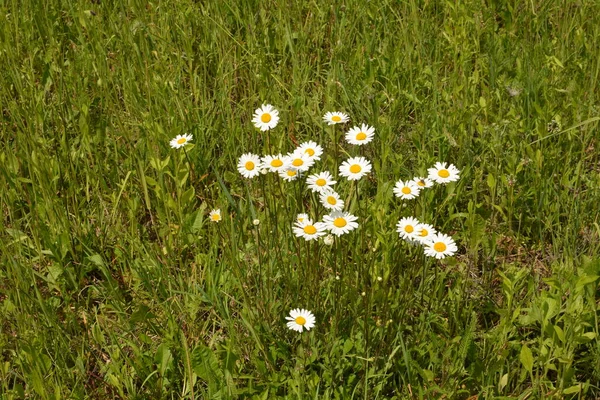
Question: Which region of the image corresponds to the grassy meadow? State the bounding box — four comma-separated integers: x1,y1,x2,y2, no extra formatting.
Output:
1,0,600,398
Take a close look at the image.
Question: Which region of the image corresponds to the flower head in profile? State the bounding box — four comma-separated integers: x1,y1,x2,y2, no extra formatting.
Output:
293,219,327,241
237,153,262,179
424,233,458,259
286,309,316,332
170,134,193,149
296,213,311,224
252,104,279,131
323,111,349,125
297,141,323,161
306,171,337,193
396,217,420,240
393,180,421,200
262,154,289,173
412,176,434,189
320,190,344,212
323,211,359,236
427,162,460,184
345,124,375,145
279,168,301,182
209,209,222,222
339,157,372,181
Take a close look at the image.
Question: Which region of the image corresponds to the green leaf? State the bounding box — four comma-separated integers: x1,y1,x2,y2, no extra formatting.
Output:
553,325,565,343
520,345,534,373
499,373,508,391
563,384,583,395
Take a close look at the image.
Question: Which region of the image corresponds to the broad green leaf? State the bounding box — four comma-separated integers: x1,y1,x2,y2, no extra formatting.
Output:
520,345,533,373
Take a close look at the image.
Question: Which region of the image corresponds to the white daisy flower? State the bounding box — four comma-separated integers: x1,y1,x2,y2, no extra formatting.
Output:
261,154,289,173
279,168,301,182
296,213,311,224
345,124,375,145
252,104,279,131
286,309,316,332
396,217,420,240
339,157,372,181
427,162,460,184
413,223,437,244
237,153,262,179
323,211,359,236
306,171,337,193
412,177,434,189
424,233,458,259
287,151,315,172
293,219,327,241
323,111,349,125
209,209,222,222
169,134,193,149
319,190,344,211
393,180,421,200
297,141,323,161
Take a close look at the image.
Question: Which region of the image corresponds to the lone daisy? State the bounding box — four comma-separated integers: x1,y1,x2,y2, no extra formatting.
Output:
396,217,420,240
323,211,359,236
209,209,222,222
288,151,315,172
323,111,349,125
279,168,301,181
320,190,344,211
428,162,460,184
286,309,316,332
170,134,193,149
297,141,323,161
339,157,372,181
306,171,337,193
345,124,375,145
393,180,421,200
237,153,262,179
252,104,279,131
424,233,458,259
413,223,437,244
262,154,289,173
412,176,434,189
293,219,327,241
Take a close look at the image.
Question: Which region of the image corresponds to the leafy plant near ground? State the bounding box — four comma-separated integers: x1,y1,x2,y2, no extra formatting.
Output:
1,0,599,399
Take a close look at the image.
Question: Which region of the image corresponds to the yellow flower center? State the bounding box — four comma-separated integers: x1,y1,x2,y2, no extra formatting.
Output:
261,113,271,123
287,170,297,177
303,225,317,235
419,229,428,237
292,159,304,167
245,161,255,170
211,214,221,221
417,180,425,187
177,137,187,144
327,196,337,205
405,225,414,233
349,164,361,174
306,148,315,156
433,242,447,252
438,169,450,178
331,115,341,122
271,159,283,167
295,316,306,325
401,187,411,194
316,178,326,186
356,132,367,140
333,218,347,228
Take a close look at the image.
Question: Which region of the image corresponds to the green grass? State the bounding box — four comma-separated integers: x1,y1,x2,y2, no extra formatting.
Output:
1,0,599,398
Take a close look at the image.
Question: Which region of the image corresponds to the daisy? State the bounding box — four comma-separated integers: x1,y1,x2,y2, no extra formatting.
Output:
412,176,434,189
237,153,262,179
296,213,311,224
320,190,344,211
345,124,375,145
209,209,222,222
396,217,420,240
279,168,301,182
339,157,372,181
297,141,323,161
424,233,458,259
286,309,316,332
293,219,327,241
287,151,315,172
169,134,193,149
306,171,336,193
413,223,437,244
427,162,460,184
323,211,359,236
323,111,349,125
393,180,421,200
261,154,289,173
252,104,279,131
